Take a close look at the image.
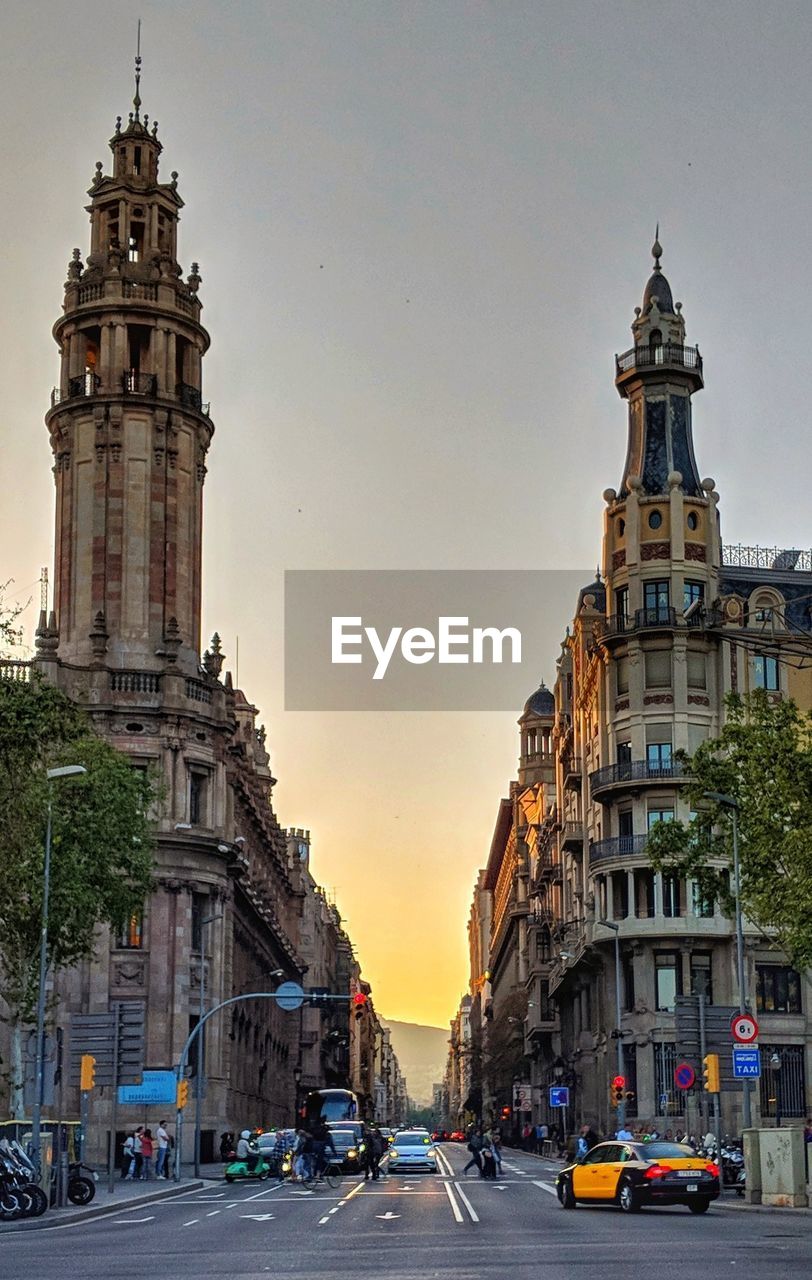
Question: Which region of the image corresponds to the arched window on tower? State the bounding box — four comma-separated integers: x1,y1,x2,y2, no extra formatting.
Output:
649,328,663,364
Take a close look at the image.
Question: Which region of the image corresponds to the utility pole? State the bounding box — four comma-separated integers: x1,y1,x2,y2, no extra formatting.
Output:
194,912,222,1178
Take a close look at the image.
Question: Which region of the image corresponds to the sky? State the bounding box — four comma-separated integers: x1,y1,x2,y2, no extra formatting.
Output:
1,1,811,1029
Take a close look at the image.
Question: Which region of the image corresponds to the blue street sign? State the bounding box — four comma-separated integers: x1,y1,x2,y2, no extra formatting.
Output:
732,1048,761,1079
659,1092,669,1110
549,1086,570,1108
117,1069,177,1106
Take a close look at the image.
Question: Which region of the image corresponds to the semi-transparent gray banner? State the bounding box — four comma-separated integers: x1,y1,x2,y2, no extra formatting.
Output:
285,570,593,710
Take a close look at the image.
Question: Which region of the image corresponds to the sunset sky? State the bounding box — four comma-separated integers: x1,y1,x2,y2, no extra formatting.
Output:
2,1,812,1028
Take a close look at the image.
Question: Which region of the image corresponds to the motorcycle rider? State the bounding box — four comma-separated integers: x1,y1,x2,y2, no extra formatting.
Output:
236,1129,259,1173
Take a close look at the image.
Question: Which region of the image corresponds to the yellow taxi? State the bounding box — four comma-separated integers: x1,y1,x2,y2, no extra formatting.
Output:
556,1140,720,1214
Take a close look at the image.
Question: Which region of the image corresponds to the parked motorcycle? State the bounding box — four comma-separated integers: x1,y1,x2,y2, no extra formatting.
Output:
66,1161,98,1205
736,1165,746,1197
0,1140,48,1219
721,1145,744,1186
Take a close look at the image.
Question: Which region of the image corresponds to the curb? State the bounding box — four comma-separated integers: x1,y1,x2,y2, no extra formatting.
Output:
0,1180,205,1234
717,1198,812,1215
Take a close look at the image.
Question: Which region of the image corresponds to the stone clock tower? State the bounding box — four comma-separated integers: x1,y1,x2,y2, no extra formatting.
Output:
45,75,211,675
33,68,308,1155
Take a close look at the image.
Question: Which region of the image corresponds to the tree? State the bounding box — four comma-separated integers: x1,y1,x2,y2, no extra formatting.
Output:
0,672,157,1115
647,689,812,972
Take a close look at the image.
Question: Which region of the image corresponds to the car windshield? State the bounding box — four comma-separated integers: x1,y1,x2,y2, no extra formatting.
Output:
641,1143,697,1160
395,1133,430,1147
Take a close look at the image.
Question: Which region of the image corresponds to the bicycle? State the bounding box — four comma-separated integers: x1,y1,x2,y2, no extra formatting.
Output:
301,1156,343,1191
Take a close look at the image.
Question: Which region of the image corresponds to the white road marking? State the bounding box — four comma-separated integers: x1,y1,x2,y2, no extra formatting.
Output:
533,1180,558,1196
111,1216,155,1224
376,1211,400,1219
242,1182,287,1201
182,1219,199,1227
494,1185,508,1191
206,1210,221,1216
240,1213,276,1221
444,1181,464,1223
454,1181,480,1223
328,1207,339,1214
318,1215,330,1225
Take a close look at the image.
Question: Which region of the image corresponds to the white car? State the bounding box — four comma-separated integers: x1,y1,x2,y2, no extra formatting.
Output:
387,1130,438,1173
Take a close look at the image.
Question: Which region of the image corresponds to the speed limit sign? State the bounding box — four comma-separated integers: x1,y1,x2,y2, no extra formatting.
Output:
731,1013,759,1043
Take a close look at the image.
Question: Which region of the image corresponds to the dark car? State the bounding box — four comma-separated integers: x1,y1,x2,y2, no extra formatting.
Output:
327,1124,367,1173
556,1141,720,1214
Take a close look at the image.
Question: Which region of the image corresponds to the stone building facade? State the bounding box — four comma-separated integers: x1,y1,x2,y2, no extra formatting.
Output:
0,79,398,1157
452,237,812,1140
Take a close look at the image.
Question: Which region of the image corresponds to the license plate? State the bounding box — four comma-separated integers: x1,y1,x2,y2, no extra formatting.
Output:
676,1170,698,1177
687,1183,698,1192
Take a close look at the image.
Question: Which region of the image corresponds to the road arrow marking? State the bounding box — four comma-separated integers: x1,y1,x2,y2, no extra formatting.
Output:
111,1216,155,1224
494,1185,508,1190
376,1211,400,1219
240,1213,276,1221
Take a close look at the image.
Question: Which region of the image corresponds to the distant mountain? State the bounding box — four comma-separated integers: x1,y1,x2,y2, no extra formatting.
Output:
381,1018,448,1106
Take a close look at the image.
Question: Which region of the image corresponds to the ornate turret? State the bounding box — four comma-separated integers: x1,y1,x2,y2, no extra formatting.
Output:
44,52,214,674
614,232,703,499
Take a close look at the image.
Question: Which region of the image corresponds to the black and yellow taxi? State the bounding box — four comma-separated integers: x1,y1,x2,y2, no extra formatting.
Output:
556,1140,720,1214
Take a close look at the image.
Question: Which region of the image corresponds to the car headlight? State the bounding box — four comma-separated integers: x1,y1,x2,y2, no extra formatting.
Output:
389,1150,399,1159
347,1148,357,1159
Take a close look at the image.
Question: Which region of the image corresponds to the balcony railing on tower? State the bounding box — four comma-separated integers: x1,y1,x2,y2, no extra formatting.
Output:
123,371,158,396
615,343,703,376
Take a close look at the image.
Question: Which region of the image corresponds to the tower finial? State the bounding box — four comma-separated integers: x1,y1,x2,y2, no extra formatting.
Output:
652,222,662,271
133,18,142,121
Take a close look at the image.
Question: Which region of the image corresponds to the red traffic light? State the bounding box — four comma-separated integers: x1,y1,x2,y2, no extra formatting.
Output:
352,992,368,1006
612,1075,626,1089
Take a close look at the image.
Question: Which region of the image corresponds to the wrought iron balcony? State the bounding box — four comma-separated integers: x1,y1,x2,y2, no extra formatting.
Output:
123,371,157,396
563,756,582,789
560,821,584,850
590,758,688,800
615,343,703,377
722,544,812,573
51,373,101,405
589,835,649,864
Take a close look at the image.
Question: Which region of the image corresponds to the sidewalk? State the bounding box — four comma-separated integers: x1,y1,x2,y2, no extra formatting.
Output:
0,1174,204,1233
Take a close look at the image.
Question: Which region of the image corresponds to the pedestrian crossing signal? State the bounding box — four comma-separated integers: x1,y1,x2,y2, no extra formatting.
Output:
177,1078,189,1109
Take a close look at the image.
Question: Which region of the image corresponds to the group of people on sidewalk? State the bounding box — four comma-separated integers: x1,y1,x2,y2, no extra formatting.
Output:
121,1122,173,1180
462,1126,504,1180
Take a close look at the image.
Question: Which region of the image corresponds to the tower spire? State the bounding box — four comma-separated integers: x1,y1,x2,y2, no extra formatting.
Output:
652,222,662,271
133,19,142,122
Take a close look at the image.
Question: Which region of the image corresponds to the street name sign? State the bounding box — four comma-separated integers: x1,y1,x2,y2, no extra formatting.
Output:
549,1086,570,1108
117,1069,178,1106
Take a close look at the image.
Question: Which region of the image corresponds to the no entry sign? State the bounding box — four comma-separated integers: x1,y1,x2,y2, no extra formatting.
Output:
674,1061,696,1090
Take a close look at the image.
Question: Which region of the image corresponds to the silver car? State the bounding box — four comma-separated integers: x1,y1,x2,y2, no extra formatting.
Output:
387,1129,438,1173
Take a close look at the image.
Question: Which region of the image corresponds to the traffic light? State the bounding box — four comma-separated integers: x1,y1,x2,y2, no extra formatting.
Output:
177,1078,189,1109
352,992,368,1021
500,1106,511,1121
703,1053,720,1093
611,1075,625,1107
79,1054,96,1091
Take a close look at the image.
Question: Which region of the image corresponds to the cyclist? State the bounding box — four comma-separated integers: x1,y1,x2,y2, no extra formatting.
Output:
311,1118,337,1179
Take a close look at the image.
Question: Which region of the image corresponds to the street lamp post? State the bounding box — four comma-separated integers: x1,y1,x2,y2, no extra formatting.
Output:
194,912,223,1178
703,791,751,1129
293,1063,303,1127
599,920,625,1133
769,1052,782,1127
31,764,87,1177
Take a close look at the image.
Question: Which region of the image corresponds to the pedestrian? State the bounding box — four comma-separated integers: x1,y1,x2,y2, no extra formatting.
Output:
220,1131,235,1162
481,1131,497,1180
491,1124,504,1177
462,1127,484,1177
366,1128,385,1181
292,1127,312,1181
131,1126,144,1179
121,1132,135,1179
580,1122,601,1152
521,1122,533,1151
616,1125,634,1141
140,1128,154,1179
155,1120,171,1179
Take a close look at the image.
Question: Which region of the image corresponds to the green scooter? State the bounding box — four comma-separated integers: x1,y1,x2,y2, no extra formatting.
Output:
224,1135,271,1183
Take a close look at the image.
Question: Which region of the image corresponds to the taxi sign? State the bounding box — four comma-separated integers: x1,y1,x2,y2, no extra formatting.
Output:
732,1047,761,1078
730,1013,759,1043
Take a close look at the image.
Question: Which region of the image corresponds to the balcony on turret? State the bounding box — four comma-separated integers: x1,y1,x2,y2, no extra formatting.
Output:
615,341,704,396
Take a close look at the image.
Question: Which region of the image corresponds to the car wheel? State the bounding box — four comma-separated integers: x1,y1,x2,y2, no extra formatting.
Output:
688,1199,710,1214
225,1174,234,1183
618,1178,641,1213
258,1169,268,1181
558,1178,576,1209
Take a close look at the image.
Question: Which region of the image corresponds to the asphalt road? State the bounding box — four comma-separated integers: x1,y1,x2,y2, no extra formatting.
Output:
2,1144,809,1280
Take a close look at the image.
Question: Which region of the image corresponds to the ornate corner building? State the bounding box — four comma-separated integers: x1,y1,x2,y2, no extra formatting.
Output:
455,238,812,1137
0,77,400,1156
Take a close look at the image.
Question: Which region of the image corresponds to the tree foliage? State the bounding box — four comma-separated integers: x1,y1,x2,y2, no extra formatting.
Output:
0,672,157,1023
647,689,812,971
